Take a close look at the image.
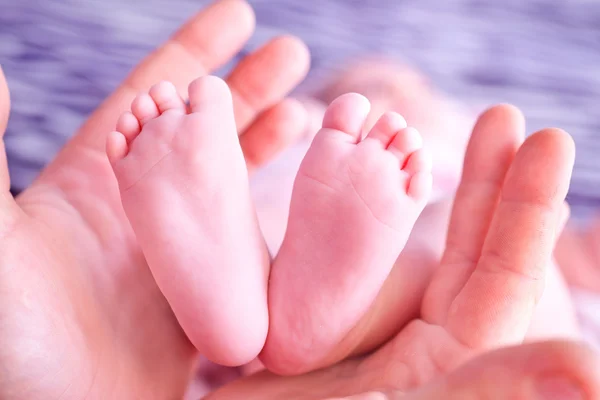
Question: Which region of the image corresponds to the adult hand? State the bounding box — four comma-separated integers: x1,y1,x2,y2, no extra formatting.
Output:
0,0,309,398
207,105,597,399
342,341,600,400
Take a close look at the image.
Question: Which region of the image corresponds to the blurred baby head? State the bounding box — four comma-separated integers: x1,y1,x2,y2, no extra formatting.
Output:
316,57,476,201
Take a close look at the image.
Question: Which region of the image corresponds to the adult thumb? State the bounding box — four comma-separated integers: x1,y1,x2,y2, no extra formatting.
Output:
344,340,600,400
404,340,599,399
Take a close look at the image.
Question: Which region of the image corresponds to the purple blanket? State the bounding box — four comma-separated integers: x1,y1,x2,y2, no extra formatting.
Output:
1,0,599,217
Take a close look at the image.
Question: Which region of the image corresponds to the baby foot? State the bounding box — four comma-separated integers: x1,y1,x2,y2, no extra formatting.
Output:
107,77,269,366
262,93,432,374
318,58,474,199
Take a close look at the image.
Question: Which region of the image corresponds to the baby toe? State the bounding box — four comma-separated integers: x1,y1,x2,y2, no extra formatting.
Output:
321,93,370,142
106,131,129,164
365,111,407,147
184,76,237,146
404,148,433,202
404,148,432,175
149,81,186,114
116,111,141,143
387,126,423,164
407,171,433,202
188,75,232,114
131,93,160,125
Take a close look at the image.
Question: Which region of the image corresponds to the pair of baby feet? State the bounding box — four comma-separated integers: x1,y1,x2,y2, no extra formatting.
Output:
106,76,432,373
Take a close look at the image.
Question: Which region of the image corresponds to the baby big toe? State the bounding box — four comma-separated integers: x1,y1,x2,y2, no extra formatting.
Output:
321,93,370,142
188,76,232,114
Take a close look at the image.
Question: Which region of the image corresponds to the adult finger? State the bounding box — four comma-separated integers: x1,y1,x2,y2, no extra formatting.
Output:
446,128,575,348
227,36,310,133
228,36,309,170
240,98,307,173
73,0,304,153
400,340,600,400
0,66,9,136
205,359,364,400
0,67,19,228
557,201,570,238
210,341,600,400
75,0,255,150
0,67,10,192
423,104,525,324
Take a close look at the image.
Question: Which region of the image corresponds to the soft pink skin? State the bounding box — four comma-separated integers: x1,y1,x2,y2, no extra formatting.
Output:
110,87,432,373
209,106,586,400
262,93,432,374
108,77,270,367
249,63,579,377
0,2,311,395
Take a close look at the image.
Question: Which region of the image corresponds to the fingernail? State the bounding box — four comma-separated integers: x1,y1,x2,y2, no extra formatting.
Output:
536,375,584,400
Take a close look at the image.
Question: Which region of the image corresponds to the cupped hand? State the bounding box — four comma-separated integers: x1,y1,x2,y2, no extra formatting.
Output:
0,1,309,398
207,104,596,399
342,340,600,400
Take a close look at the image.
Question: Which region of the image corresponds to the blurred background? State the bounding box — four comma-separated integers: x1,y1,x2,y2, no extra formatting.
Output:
1,0,599,218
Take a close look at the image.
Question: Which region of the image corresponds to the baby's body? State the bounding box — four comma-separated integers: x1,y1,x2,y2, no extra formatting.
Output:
247,59,583,375
108,76,432,371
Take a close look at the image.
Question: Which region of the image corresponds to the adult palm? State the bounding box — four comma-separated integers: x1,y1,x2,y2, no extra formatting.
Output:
0,1,309,399
208,105,586,399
